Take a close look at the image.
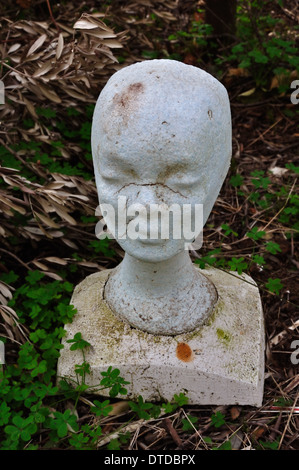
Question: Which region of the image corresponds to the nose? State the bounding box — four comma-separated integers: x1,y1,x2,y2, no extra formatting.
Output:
134,184,165,208
129,183,178,243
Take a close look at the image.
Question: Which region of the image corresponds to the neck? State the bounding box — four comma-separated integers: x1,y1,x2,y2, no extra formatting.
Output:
117,250,195,294
104,249,217,335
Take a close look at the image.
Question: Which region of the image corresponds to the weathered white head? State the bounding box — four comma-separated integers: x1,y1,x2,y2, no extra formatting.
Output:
91,59,231,263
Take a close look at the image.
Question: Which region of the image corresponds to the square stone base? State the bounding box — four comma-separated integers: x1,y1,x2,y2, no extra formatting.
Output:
57,265,265,406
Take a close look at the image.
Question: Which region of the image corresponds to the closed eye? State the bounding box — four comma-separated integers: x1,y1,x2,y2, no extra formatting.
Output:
100,168,138,182
167,178,200,189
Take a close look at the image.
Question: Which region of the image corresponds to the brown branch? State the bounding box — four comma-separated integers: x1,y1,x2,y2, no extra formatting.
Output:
46,0,60,33
164,418,182,447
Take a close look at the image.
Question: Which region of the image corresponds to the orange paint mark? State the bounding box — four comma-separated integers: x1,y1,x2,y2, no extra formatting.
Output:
176,343,194,363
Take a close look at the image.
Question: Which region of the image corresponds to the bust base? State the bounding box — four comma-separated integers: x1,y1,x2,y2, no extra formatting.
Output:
57,265,265,406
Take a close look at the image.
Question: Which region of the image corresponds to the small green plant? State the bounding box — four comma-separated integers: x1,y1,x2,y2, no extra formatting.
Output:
217,0,299,88
5,415,38,444
212,440,232,450
100,366,130,398
0,268,135,450
181,415,198,432
90,400,113,417
258,439,279,450
247,227,266,241
49,409,79,439
221,224,238,237
227,257,248,275
166,10,215,64
169,21,213,50
161,392,189,414
273,397,293,407
128,395,161,420
210,411,226,428
66,332,91,351
266,278,284,295
285,163,299,175
106,433,131,450
230,174,244,188
252,254,265,266
7,270,76,330
265,241,282,255
250,171,271,190
89,239,116,257
195,248,222,269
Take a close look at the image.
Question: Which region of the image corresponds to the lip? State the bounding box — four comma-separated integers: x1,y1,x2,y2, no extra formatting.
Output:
139,238,167,246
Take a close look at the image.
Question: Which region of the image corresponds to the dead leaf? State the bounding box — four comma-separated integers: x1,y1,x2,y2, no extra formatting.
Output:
8,43,21,54
52,204,77,225
252,426,266,439
39,85,62,103
61,238,79,249
0,282,13,301
35,212,60,228
0,309,14,325
44,272,64,281
230,406,241,420
48,230,64,238
227,67,249,78
56,33,64,60
269,166,289,177
31,260,49,270
108,401,131,416
74,19,99,30
27,34,47,57
102,39,123,48
238,88,256,97
270,319,299,346
284,375,299,394
24,226,44,235
44,256,68,265
77,261,100,268
0,195,27,214
33,60,54,78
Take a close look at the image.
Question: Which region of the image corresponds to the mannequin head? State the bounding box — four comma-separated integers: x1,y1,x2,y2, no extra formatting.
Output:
92,60,231,262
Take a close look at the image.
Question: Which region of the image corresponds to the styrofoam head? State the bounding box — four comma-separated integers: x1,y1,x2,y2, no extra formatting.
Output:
92,59,231,262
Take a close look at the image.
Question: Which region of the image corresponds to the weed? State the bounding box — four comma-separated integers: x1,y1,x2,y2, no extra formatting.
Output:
212,440,232,450
181,415,198,432
258,439,279,450
266,278,284,295
0,269,132,449
227,257,248,275
128,395,161,420
217,0,299,88
210,411,226,428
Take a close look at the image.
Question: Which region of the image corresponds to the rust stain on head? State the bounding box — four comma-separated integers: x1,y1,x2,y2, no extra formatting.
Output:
128,82,144,93
176,342,194,362
113,82,145,114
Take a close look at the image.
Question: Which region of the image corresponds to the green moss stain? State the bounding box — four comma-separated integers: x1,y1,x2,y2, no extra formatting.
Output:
206,299,225,327
216,328,232,345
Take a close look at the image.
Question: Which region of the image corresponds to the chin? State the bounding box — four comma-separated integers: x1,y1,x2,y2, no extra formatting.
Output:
117,239,186,263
